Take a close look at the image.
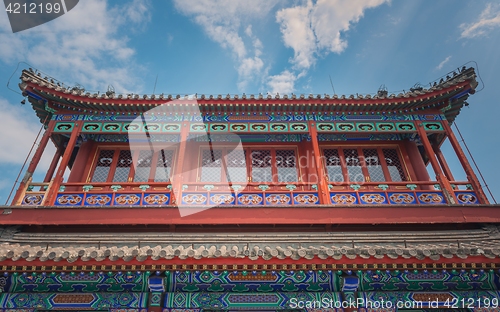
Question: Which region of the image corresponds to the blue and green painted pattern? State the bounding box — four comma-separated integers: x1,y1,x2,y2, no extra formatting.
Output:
1,271,500,309
360,270,496,292
52,113,445,123
164,270,339,293
163,292,341,310
360,290,500,309
5,272,148,293
80,132,412,143
53,121,442,135
0,292,148,309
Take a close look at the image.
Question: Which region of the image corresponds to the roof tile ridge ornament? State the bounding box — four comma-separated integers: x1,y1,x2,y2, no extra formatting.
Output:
0,226,21,241
482,224,500,236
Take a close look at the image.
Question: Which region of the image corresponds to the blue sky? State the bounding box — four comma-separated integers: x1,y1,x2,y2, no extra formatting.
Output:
0,0,499,204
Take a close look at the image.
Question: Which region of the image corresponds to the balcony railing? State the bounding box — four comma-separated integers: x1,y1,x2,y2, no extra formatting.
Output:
13,179,481,207
327,181,478,205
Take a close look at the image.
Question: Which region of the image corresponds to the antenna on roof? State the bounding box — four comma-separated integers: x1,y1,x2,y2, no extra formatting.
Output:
410,83,423,92
106,85,115,97
71,83,85,93
153,74,158,95
329,75,336,95
377,84,388,97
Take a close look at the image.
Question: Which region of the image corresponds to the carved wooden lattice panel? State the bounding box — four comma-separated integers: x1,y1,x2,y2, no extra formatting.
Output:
251,150,272,182
363,148,385,182
344,148,364,182
113,150,133,182
91,150,115,182
383,148,406,181
155,149,174,182
324,149,344,182
200,149,223,182
226,148,247,183
133,150,153,182
276,150,298,182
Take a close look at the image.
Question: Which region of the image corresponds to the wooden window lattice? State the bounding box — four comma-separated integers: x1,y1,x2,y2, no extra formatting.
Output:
324,149,344,182
225,149,247,183
383,148,406,181
133,150,153,182
251,150,272,182
112,150,133,182
344,148,364,183
276,149,298,182
155,149,174,182
200,149,223,182
91,150,115,182
363,148,385,182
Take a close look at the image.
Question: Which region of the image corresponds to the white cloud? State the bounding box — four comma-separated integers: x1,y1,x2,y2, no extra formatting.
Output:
122,0,152,25
276,0,388,70
267,70,297,94
0,0,151,93
460,3,500,39
238,57,264,90
276,2,317,70
173,0,278,91
436,55,452,70
0,98,56,169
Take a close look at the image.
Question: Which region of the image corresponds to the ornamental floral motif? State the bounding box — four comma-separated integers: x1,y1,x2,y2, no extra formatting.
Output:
457,193,478,204
265,194,291,205
389,193,415,204
56,194,82,205
237,194,263,205
114,194,140,205
360,194,386,204
418,193,444,204
330,194,357,205
293,194,319,204
210,194,235,205
182,194,207,205
85,195,111,206
22,195,43,205
143,194,169,205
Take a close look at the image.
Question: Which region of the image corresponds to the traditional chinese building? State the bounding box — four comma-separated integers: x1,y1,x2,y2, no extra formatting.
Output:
1,67,500,311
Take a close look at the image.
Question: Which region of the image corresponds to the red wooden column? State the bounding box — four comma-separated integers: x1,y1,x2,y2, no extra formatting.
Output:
171,121,190,205
11,120,56,205
441,120,489,204
415,122,457,204
307,120,331,205
404,140,431,181
45,122,82,205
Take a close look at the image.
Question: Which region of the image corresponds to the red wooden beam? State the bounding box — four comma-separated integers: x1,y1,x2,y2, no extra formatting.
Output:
45,122,82,205
308,120,330,204
415,121,457,203
442,120,489,204
11,120,55,205
171,122,190,206
1,205,500,225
